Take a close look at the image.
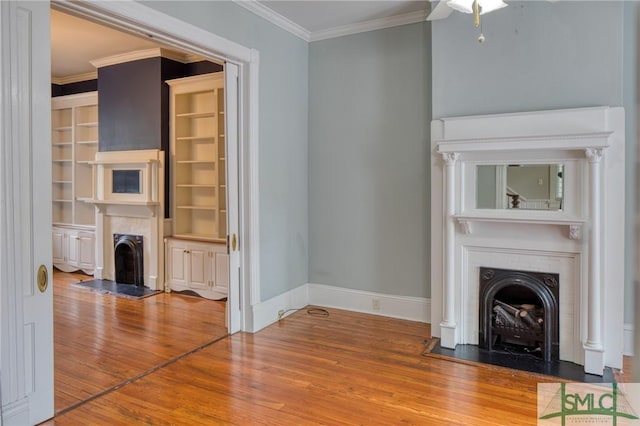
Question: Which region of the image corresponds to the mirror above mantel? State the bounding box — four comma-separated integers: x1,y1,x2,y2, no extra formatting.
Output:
476,164,564,211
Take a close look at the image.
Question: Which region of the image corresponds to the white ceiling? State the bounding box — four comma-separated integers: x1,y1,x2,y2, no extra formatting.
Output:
51,1,429,79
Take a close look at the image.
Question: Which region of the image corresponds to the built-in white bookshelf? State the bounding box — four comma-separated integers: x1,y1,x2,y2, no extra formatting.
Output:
167,73,226,242
51,91,98,274
52,92,98,227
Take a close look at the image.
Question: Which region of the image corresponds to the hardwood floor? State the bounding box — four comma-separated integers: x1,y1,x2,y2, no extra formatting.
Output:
46,304,593,425
53,270,227,412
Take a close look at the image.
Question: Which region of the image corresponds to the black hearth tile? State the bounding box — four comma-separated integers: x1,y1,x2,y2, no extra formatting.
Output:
428,343,615,383
71,279,160,300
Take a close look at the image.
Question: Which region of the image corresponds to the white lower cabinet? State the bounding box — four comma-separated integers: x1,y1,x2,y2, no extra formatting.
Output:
52,226,95,274
165,237,228,300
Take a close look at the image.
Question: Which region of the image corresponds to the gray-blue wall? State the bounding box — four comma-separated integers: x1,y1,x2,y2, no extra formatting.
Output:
145,1,309,301
623,1,638,326
308,23,431,298
432,1,623,118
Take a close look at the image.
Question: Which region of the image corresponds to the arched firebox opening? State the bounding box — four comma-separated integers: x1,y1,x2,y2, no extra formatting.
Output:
114,234,144,286
479,267,559,362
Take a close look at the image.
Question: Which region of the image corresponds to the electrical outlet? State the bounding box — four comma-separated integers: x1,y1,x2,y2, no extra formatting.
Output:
372,298,380,310
278,309,285,319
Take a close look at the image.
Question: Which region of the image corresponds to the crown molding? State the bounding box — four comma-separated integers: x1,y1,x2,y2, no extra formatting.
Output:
184,53,206,63
232,0,311,42
310,10,428,42
90,47,192,69
51,71,98,85
233,2,428,43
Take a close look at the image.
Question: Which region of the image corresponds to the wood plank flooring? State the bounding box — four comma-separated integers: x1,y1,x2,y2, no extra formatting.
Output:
53,270,227,412
46,304,593,425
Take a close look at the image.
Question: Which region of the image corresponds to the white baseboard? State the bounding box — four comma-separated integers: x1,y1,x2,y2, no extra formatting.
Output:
2,397,29,426
308,283,431,323
94,266,104,279
250,284,309,332
249,283,431,333
624,322,634,356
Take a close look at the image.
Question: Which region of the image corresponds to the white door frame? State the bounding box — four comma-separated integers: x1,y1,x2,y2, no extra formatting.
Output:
52,0,261,332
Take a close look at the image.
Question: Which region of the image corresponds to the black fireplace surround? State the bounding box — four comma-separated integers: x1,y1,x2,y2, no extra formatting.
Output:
479,267,559,362
113,234,144,286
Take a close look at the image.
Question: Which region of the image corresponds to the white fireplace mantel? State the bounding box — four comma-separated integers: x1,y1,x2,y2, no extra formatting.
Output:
88,149,166,291
430,106,625,376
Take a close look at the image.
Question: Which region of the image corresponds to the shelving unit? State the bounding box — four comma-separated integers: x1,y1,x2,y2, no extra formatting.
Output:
167,73,226,243
166,72,228,299
51,92,98,274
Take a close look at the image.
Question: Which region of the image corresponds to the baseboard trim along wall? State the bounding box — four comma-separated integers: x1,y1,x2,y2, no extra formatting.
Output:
251,284,631,356
307,283,431,323
250,284,309,332
624,322,634,356
251,282,431,332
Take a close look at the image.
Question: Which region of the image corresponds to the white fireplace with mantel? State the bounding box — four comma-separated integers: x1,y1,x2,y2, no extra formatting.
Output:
430,107,625,375
88,149,166,291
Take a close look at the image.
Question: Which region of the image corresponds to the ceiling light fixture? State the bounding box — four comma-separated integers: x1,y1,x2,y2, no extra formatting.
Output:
447,0,508,42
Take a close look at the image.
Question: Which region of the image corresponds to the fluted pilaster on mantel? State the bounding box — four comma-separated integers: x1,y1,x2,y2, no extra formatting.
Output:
584,147,605,375
440,152,459,348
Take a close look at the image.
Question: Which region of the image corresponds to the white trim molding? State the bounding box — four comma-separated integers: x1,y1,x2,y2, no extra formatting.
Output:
624,323,634,356
232,0,311,41
310,10,429,42
308,284,431,323
89,47,201,69
2,398,30,425
250,283,431,333
53,1,252,64
51,71,97,85
232,1,428,42
250,285,309,332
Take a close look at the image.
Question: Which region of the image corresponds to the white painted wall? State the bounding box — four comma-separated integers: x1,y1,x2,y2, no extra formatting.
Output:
308,23,431,298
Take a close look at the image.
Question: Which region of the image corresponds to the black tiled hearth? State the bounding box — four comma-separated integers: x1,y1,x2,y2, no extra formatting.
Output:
426,341,615,383
72,279,160,299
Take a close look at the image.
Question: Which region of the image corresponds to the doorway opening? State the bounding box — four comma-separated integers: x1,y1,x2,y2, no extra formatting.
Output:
52,6,249,411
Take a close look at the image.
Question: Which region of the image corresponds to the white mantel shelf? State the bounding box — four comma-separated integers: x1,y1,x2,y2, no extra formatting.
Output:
86,199,159,206
87,199,160,217
89,158,160,165
436,131,612,153
454,214,585,239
